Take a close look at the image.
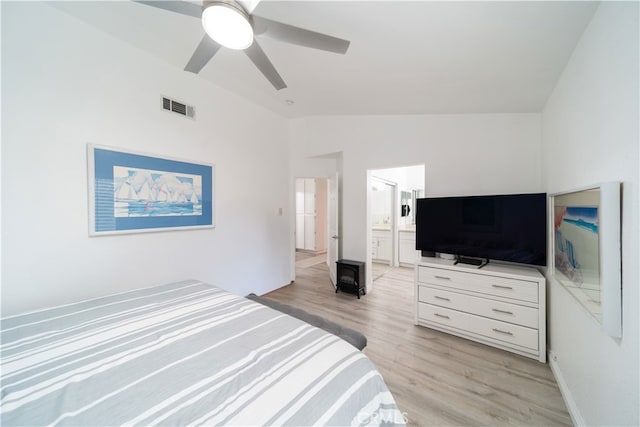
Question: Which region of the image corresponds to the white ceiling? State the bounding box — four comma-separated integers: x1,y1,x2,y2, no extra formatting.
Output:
51,1,599,118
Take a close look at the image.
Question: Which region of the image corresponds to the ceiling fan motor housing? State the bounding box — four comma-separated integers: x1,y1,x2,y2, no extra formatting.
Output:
203,0,252,21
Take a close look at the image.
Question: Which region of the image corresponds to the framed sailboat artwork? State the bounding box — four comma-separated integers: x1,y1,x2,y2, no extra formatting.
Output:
87,145,214,236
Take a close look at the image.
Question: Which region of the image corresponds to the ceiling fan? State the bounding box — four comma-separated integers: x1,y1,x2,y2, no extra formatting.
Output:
134,0,351,90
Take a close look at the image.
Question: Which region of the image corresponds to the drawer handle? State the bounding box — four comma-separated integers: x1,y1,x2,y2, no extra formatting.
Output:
492,308,514,315
492,328,514,336
492,284,513,290
434,275,451,280
434,313,450,319
434,296,451,302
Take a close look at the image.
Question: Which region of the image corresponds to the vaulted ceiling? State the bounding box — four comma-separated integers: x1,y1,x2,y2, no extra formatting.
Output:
51,1,599,118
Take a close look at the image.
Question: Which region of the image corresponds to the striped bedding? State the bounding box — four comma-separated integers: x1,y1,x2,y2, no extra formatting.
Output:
1,280,404,426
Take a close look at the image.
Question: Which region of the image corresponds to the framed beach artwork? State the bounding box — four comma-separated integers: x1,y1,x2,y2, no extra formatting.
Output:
550,182,621,337
88,145,214,236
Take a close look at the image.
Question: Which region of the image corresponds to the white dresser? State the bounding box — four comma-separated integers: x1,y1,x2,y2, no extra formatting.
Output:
415,258,546,362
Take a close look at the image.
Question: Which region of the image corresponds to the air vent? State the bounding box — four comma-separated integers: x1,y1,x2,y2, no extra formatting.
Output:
161,96,195,119
172,100,186,115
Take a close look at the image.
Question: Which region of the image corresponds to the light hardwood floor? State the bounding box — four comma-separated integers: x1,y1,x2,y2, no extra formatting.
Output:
267,257,572,427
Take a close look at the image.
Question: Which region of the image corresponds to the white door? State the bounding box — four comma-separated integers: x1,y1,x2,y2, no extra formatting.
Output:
295,178,320,251
295,179,305,249
304,179,315,214
295,214,305,248
304,215,316,249
327,172,339,286
303,179,316,250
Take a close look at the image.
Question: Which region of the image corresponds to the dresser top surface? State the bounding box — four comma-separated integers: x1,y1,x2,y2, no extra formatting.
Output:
417,257,545,281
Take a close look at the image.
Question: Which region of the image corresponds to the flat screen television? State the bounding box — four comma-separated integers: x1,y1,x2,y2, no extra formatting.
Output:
415,193,547,266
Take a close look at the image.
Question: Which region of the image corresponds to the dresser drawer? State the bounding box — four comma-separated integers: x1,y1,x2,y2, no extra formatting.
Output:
417,266,538,303
418,286,538,328
418,303,538,351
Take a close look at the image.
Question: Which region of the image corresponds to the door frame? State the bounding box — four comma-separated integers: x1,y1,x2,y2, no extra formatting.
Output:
290,175,334,283
366,173,397,293
365,164,426,291
327,172,339,286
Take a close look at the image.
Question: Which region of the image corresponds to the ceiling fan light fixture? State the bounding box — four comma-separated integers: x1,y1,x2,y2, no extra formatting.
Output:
202,1,254,50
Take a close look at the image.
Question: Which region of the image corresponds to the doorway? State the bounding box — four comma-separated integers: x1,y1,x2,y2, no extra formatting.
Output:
366,164,425,291
295,178,328,262
293,174,340,286
370,176,396,280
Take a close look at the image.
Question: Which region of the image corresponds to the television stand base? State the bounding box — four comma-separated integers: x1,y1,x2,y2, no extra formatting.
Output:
454,256,489,268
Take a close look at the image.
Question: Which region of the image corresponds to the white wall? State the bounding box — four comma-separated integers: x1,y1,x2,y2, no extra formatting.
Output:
1,3,292,316
290,114,542,263
542,2,639,425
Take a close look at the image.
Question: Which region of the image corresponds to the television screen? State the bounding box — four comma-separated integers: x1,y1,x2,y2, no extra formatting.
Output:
416,193,547,266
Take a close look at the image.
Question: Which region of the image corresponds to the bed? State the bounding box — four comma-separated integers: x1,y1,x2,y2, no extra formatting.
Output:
0,280,404,426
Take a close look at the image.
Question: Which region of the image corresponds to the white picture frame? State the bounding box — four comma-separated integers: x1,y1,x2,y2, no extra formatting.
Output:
550,182,621,337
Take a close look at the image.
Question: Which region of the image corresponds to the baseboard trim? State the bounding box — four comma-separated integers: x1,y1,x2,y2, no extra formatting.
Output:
548,350,585,426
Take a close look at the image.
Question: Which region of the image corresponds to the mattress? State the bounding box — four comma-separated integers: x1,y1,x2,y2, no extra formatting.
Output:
0,280,404,426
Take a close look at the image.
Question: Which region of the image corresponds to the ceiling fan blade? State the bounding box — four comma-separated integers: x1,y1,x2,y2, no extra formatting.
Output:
184,35,222,74
252,16,350,54
237,0,261,14
132,1,202,19
244,40,287,90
